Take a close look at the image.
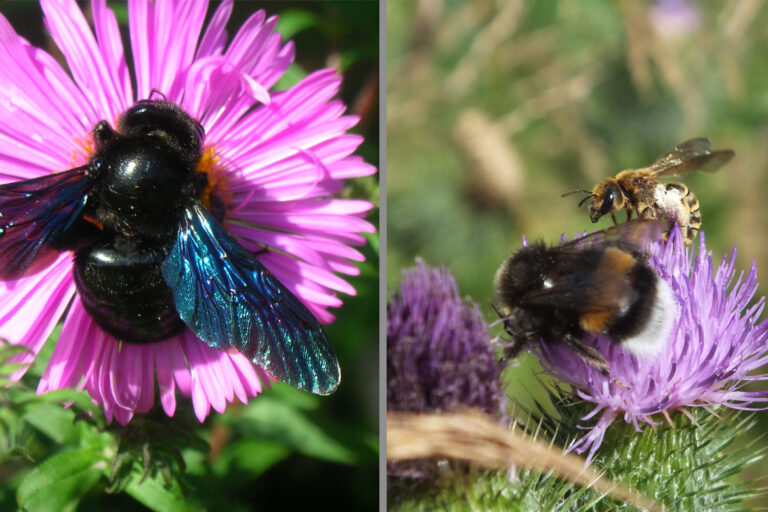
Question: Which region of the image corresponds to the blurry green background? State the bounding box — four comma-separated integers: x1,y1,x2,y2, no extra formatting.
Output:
0,1,378,511
388,0,768,506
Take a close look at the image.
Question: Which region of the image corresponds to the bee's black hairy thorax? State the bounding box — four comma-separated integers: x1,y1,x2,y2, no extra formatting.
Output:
71,100,209,344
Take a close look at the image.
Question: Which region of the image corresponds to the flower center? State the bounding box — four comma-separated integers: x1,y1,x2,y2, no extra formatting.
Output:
195,146,231,222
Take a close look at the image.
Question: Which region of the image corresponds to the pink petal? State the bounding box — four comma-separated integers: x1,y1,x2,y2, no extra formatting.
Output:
127,0,153,99
129,0,208,100
183,333,228,414
229,225,365,269
235,210,375,235
196,0,233,58
38,298,94,391
91,0,133,109
0,16,91,174
40,0,127,120
154,339,178,417
258,251,357,296
0,255,76,380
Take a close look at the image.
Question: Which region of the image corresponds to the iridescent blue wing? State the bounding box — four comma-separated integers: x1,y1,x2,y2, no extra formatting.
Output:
161,200,340,395
0,167,92,280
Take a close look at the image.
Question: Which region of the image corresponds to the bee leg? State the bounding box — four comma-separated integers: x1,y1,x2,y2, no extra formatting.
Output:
638,207,655,219
252,246,270,257
501,338,523,361
491,304,526,361
625,209,633,222
610,212,618,225
562,334,609,374
639,206,669,240
500,331,537,363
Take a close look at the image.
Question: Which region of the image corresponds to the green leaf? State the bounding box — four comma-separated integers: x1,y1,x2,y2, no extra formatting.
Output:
30,388,106,424
593,408,767,510
125,468,198,512
389,466,600,512
273,63,307,91
24,323,61,379
223,394,376,465
0,344,33,384
17,449,106,512
211,438,291,479
365,232,380,256
0,406,31,463
22,404,82,446
275,10,319,39
530,389,767,510
22,402,106,449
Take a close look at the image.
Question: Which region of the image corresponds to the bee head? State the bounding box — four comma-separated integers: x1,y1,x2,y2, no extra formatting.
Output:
117,100,204,167
588,179,624,222
493,243,550,309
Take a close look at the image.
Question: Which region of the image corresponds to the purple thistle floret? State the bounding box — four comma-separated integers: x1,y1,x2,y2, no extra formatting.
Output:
387,260,505,417
387,260,506,479
650,0,701,37
535,228,768,461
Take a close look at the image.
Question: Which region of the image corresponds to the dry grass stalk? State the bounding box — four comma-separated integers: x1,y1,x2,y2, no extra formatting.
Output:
387,411,663,512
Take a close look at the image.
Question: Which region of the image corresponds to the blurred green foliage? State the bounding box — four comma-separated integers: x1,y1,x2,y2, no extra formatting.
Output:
388,0,768,507
0,1,379,511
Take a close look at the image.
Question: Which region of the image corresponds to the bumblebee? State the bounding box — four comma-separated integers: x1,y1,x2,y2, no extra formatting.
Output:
493,220,676,371
564,138,733,245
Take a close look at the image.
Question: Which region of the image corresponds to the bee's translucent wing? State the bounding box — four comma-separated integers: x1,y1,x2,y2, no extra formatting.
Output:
557,219,665,254
161,200,340,395
645,138,734,177
0,167,92,280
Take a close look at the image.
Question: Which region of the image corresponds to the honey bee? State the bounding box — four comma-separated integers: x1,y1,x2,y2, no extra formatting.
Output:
564,138,734,245
493,220,675,372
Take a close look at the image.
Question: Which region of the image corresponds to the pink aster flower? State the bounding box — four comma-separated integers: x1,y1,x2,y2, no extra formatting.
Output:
535,228,768,461
0,0,375,424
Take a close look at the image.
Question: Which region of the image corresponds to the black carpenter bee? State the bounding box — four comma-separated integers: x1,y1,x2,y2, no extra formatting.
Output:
563,138,733,245
493,220,676,371
0,99,339,395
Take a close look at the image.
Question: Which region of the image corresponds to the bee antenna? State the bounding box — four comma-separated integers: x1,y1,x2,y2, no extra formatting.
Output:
577,194,596,208
561,188,593,198
148,88,167,100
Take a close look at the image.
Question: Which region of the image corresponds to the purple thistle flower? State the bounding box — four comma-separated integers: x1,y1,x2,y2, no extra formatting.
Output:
0,0,375,424
650,0,701,38
387,260,505,418
388,260,506,479
535,228,768,461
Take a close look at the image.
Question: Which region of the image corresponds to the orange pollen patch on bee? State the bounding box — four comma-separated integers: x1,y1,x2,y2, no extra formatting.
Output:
580,311,612,333
196,147,231,210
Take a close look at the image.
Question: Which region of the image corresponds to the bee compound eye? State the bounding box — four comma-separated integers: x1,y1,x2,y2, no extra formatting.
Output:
88,158,104,177
599,195,615,216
